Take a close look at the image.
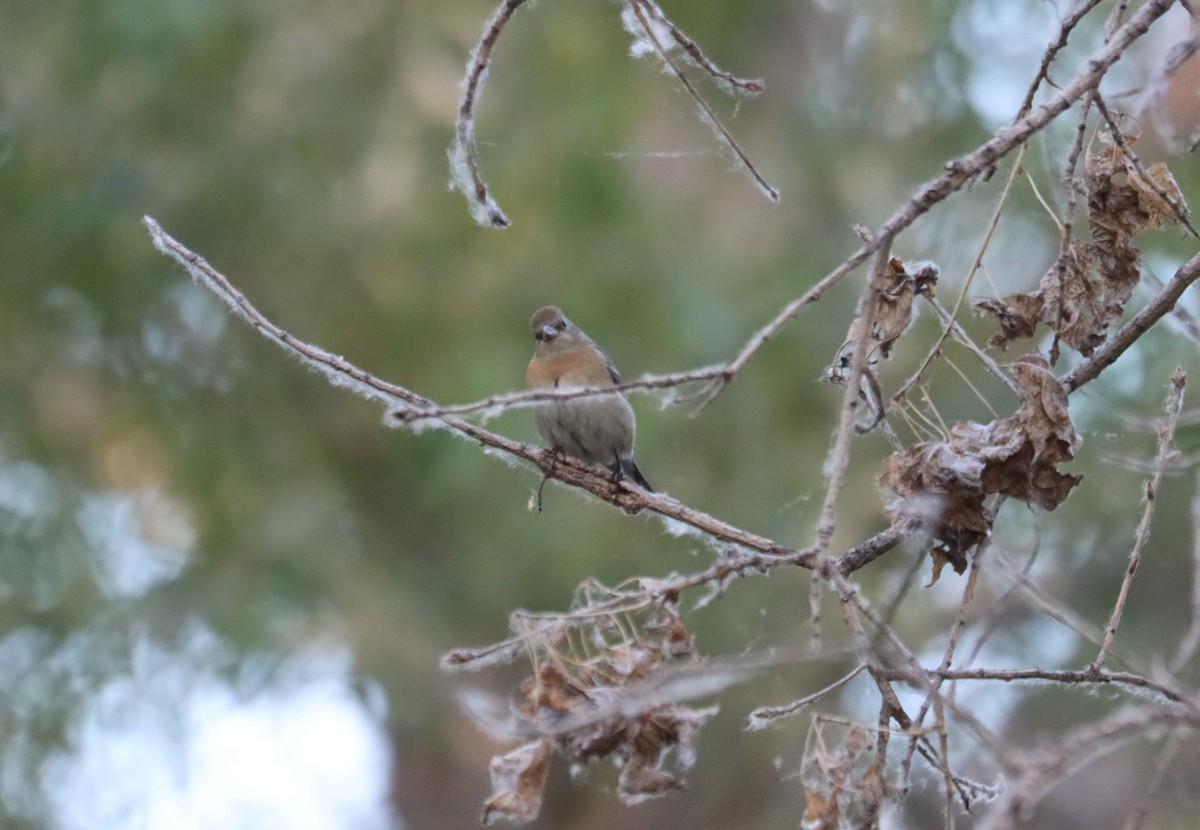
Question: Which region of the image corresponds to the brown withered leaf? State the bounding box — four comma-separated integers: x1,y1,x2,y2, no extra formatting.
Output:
1010,356,1078,466
874,257,940,358
880,436,995,577
1040,239,1140,360
800,724,876,829
522,662,590,717
879,354,1082,578
481,739,553,826
975,140,1189,361
973,292,1042,351
973,239,1140,361
1088,136,1192,246
824,258,938,383
803,788,840,830
645,602,697,659
616,703,714,804
482,659,719,822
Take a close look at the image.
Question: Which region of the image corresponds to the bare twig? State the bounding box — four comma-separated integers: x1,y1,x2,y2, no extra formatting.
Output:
1063,251,1200,392
623,0,779,202
1016,0,1107,118
390,366,730,425
930,666,1189,706
894,146,1028,404
633,0,765,94
710,0,1179,405
1092,92,1199,236
988,547,1162,681
1091,368,1186,671
747,664,868,728
450,0,528,228
987,706,1200,827
143,216,806,558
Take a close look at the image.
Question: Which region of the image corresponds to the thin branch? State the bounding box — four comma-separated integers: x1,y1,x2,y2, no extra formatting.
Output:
143,216,806,558
710,0,1178,405
390,366,730,425
450,0,528,228
633,0,765,94
1092,91,1198,236
902,542,987,792
1091,368,1186,671
922,294,1020,397
624,0,780,202
990,545,1161,679
1120,735,1184,830
931,666,1190,706
894,146,1028,404
747,664,868,728
991,706,1200,825
1063,250,1200,392
1016,0,1108,118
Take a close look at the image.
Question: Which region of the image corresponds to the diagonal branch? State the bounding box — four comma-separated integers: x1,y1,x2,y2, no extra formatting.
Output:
144,216,805,558
704,0,1179,405
623,0,779,202
1062,250,1200,392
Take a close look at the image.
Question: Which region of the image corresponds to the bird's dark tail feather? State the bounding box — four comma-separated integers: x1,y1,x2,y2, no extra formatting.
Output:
611,457,652,492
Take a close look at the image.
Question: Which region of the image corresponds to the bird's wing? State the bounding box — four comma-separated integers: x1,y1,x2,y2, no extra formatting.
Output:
598,346,622,384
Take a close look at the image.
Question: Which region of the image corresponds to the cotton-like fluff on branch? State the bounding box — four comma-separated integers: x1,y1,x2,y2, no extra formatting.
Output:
619,2,673,59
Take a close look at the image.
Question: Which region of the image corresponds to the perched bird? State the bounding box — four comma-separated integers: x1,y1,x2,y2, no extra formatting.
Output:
525,306,652,491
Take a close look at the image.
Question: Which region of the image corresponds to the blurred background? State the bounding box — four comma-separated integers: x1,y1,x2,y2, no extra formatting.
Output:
2,0,1199,827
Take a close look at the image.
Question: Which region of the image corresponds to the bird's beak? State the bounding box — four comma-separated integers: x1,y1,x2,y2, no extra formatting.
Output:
541,324,559,340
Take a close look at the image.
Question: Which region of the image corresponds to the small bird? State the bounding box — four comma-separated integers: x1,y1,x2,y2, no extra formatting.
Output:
525,306,652,491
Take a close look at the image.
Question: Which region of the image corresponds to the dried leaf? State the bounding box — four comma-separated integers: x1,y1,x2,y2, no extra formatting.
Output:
802,788,839,829
975,139,1189,362
1041,240,1140,359
874,258,939,358
880,354,1082,572
825,259,938,383
973,239,1140,360
472,590,717,819
1010,356,1079,467
799,722,880,828
522,663,590,717
645,603,697,659
481,740,554,825
973,292,1042,351
1087,137,1192,245
618,758,685,804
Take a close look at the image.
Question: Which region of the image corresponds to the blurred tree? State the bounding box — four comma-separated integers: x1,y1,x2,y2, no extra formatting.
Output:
2,0,1199,829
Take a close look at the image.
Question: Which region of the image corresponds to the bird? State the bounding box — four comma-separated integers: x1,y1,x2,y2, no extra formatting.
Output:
525,306,652,491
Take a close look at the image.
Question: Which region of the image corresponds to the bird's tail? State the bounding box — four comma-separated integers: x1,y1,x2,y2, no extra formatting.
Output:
618,457,652,492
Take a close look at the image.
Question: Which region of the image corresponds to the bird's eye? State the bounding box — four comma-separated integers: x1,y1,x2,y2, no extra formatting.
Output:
556,320,567,331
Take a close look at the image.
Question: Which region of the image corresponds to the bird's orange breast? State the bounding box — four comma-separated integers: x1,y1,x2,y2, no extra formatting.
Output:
526,347,614,389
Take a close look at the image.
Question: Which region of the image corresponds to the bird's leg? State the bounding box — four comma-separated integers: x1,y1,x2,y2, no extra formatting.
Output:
535,446,566,514
608,452,625,486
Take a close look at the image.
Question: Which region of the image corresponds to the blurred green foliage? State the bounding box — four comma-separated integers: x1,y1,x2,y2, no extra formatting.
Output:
2,0,1199,827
